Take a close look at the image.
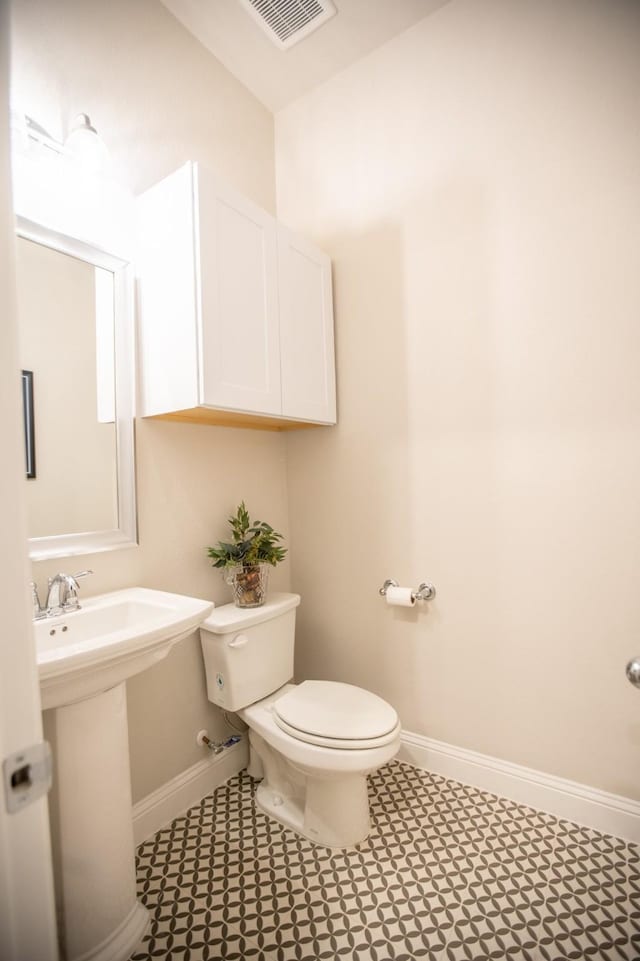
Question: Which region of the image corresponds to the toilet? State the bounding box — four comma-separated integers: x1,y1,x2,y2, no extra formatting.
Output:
199,592,401,848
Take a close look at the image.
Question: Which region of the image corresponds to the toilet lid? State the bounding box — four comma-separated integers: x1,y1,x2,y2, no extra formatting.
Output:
273,680,399,744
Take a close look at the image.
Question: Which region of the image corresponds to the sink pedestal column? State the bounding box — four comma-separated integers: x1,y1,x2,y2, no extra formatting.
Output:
47,681,149,961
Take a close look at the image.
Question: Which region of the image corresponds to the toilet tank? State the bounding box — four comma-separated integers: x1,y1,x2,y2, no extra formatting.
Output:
199,592,300,711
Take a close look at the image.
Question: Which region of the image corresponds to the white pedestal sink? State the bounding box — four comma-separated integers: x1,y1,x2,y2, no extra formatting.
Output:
36,587,214,961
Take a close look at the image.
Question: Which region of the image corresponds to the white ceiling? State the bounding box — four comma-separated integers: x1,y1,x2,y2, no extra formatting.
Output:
159,0,450,112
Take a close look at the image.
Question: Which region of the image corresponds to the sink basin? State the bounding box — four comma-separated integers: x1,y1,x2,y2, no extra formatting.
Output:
36,587,214,710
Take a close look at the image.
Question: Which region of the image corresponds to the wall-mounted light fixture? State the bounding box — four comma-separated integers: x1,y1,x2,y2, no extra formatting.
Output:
11,108,127,258
11,110,109,174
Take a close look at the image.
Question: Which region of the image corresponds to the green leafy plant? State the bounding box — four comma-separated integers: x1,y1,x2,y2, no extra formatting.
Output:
207,502,287,570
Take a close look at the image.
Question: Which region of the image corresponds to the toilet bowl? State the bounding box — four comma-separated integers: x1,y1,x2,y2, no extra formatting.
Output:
240,681,401,847
199,593,401,848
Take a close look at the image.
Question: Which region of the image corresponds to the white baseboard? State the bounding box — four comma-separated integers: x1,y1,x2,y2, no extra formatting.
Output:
399,730,640,845
131,729,640,847
132,737,248,846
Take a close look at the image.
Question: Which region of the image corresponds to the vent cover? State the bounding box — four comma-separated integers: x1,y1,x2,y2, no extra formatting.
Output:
238,0,337,50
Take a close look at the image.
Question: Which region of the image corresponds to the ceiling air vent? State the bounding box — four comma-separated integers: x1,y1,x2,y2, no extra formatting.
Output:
238,0,337,50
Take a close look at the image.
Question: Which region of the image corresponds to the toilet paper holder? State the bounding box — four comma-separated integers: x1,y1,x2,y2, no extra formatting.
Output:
379,579,436,602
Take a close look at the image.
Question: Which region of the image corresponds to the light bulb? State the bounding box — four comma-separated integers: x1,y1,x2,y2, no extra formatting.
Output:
64,113,109,173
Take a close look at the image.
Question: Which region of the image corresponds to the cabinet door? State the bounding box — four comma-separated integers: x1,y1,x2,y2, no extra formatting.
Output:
196,166,282,416
277,226,336,424
136,162,200,417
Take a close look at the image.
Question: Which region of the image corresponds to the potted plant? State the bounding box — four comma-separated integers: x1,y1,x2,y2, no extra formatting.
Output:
207,502,287,608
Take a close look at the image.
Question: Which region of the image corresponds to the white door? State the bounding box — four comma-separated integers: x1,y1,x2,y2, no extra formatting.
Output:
277,225,336,424
0,7,58,958
197,165,282,416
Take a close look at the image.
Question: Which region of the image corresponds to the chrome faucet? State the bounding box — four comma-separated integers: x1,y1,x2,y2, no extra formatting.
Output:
31,570,94,618
46,570,93,614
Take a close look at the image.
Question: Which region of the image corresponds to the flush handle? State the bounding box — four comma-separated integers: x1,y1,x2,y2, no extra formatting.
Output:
227,634,249,649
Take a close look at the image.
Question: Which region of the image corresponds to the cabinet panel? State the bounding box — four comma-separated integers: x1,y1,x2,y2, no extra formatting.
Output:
278,226,336,424
136,164,199,416
197,167,281,416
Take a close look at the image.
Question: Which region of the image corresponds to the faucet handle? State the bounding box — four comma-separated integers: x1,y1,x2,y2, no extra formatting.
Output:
64,570,94,611
30,581,46,619
67,570,94,590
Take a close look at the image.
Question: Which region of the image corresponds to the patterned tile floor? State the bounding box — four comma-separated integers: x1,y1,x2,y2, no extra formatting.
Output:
130,761,640,961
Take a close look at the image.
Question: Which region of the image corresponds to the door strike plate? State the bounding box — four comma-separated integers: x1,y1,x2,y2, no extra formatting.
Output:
2,741,53,814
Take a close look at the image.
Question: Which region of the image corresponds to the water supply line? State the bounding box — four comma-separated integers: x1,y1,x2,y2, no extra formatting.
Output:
196,730,242,754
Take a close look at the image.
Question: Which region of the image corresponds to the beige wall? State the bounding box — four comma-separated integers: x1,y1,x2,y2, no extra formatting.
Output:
11,0,290,802
277,0,640,799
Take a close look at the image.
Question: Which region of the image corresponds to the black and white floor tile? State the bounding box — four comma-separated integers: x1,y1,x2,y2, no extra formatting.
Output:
130,761,640,961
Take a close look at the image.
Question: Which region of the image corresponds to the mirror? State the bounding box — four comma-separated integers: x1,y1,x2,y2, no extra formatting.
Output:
15,217,137,560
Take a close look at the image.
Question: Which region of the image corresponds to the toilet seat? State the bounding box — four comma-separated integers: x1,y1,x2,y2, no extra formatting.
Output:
272,680,400,750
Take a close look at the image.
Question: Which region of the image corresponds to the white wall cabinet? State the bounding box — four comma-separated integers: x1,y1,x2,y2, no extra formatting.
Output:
136,162,335,430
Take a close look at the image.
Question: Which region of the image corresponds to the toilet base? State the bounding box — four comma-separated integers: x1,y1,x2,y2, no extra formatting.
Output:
249,732,371,849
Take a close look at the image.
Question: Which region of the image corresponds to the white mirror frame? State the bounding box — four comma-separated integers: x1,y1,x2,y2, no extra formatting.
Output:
17,216,138,560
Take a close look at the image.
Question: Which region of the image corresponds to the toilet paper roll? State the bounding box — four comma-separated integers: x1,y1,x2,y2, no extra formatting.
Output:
386,586,415,608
